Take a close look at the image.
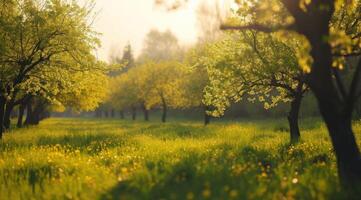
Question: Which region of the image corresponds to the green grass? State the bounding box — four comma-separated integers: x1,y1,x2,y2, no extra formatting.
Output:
1,118,361,200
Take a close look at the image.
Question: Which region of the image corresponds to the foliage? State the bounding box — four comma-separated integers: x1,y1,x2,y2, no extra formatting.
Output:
192,32,307,117
182,44,211,108
0,0,106,112
108,60,187,112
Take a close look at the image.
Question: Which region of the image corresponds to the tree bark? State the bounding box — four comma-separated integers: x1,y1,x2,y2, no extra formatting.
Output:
204,105,211,126
17,102,25,128
288,95,302,144
305,27,361,186
161,96,167,123
104,110,109,118
111,109,115,118
0,96,6,139
131,106,136,121
280,0,361,185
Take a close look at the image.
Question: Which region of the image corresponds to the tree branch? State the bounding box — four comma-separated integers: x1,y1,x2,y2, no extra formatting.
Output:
281,0,307,22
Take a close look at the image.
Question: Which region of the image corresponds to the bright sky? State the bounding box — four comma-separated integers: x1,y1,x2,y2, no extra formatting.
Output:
91,0,201,61
88,0,235,62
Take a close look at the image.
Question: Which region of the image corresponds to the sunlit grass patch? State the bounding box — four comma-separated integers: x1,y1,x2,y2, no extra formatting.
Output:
0,118,360,199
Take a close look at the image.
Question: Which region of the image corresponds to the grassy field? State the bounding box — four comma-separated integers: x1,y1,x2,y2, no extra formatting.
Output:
1,118,361,200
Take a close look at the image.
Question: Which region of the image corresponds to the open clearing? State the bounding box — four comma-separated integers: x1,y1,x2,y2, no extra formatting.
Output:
1,118,361,199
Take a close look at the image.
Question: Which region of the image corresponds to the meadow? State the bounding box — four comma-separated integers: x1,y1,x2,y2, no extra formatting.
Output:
1,118,361,200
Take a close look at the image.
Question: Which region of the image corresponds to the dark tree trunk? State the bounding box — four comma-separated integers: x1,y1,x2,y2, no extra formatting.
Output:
142,104,149,121
204,105,211,126
119,110,124,119
24,99,33,126
131,106,136,121
4,101,15,129
25,100,48,125
288,95,302,144
104,110,109,118
280,0,361,185
161,96,167,123
0,96,6,139
111,109,115,118
305,26,361,185
17,102,25,128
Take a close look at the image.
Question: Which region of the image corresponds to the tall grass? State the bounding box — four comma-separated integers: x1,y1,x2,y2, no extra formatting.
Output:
0,118,360,199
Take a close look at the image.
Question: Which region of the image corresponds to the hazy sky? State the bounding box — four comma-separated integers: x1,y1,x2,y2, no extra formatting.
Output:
91,0,202,61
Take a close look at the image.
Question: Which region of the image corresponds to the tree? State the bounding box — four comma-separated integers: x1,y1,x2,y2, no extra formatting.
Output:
15,60,108,126
138,29,182,62
183,44,214,125
134,60,187,122
0,0,102,138
99,43,136,118
108,70,140,120
120,43,135,73
198,31,308,142
109,60,187,123
108,43,135,76
146,61,187,122
221,0,361,186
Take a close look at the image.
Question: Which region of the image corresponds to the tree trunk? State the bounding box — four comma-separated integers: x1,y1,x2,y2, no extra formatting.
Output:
131,106,136,121
25,100,47,125
142,104,149,121
4,101,15,129
323,108,361,185
0,96,6,139
111,109,115,118
288,95,302,144
17,102,25,128
24,99,33,126
161,96,167,123
306,33,361,185
204,105,211,126
104,110,109,118
119,110,124,119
